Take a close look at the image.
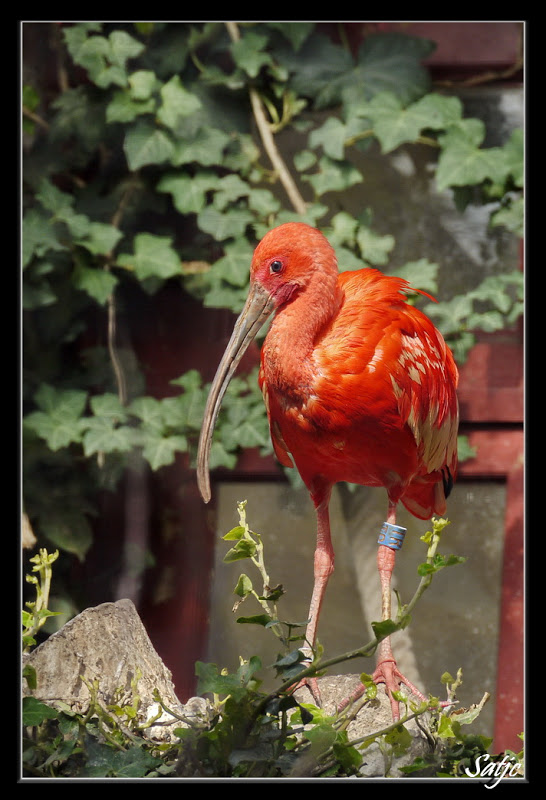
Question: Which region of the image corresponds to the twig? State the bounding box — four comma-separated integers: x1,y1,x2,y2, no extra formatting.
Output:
224,22,307,216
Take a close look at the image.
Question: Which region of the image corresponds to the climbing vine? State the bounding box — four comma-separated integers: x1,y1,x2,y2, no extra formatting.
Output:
23,22,523,570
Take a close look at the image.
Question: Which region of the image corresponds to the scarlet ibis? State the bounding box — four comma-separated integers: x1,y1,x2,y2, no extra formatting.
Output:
197,222,459,719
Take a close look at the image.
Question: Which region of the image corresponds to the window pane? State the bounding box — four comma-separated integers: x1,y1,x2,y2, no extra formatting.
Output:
207,480,506,736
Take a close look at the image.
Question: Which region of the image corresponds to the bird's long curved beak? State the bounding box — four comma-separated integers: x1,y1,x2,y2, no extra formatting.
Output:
197,282,276,503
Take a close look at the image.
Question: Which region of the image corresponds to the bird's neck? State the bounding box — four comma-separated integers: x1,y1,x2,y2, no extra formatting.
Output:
263,274,341,399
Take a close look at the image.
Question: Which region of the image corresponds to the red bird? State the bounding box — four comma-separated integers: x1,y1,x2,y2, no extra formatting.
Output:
197,222,459,720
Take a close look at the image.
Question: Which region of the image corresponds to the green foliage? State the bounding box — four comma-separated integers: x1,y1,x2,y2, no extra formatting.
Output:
22,509,523,779
23,22,522,590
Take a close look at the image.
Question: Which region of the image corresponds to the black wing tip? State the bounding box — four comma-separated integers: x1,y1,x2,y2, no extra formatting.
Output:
442,466,454,499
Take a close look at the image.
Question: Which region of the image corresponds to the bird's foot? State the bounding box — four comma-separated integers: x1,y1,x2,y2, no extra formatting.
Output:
337,658,427,722
372,658,428,721
291,675,322,706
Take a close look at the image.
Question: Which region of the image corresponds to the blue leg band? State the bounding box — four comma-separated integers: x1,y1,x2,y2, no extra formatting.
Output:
378,522,407,550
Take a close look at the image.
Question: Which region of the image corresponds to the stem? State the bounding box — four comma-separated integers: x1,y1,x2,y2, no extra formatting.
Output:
253,520,452,718
224,22,307,216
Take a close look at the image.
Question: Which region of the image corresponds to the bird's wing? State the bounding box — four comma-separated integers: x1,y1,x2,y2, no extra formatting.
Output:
315,269,459,478
259,364,294,468
388,307,459,478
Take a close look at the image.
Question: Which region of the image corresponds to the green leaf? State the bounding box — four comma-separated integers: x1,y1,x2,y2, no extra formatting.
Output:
82,741,162,778
72,265,118,305
395,259,439,295
23,209,66,267
233,573,253,597
157,75,202,129
128,69,158,100
158,170,217,215
89,393,128,422
371,618,398,640
309,117,348,160
436,122,507,190
129,395,164,431
106,90,156,123
223,525,246,541
116,233,181,281
356,224,395,266
141,433,188,470
303,155,363,197
231,31,273,78
39,514,93,561
123,120,175,170
236,614,272,627
208,239,254,286
64,26,144,89
171,126,230,166
352,33,434,105
24,385,88,450
76,222,123,256
197,206,253,241
22,696,59,726
81,417,134,457
224,539,257,562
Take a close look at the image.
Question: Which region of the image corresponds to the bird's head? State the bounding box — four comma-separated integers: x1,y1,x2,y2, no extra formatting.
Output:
249,222,338,307
197,223,336,502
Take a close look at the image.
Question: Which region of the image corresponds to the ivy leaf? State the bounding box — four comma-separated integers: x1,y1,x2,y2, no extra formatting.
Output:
22,696,59,727
72,264,118,305
89,393,128,422
77,222,123,256
303,155,363,197
129,395,165,432
128,69,158,100
395,259,439,296
209,239,254,287
356,225,395,266
268,22,315,51
24,385,88,450
80,417,134,457
356,91,461,153
168,370,209,431
157,75,202,130
124,119,175,170
141,433,188,470
116,233,181,281
197,207,253,241
158,170,217,214
502,128,524,187
213,174,251,210
435,121,506,190
22,209,66,267
351,33,434,106
171,126,230,166
231,31,273,78
82,741,162,778
309,117,348,160
63,26,144,89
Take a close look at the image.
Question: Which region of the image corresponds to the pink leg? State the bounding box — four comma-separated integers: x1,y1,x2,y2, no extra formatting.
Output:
339,501,427,720
298,489,334,704
373,543,427,720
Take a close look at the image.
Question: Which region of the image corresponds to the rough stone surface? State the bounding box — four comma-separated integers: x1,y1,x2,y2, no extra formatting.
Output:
23,598,210,742
294,674,435,777
23,600,435,774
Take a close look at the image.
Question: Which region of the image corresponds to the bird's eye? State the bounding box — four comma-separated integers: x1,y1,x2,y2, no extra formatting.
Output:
270,260,283,274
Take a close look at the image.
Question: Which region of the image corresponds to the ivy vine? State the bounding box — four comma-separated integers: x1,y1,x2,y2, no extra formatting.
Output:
22,22,523,566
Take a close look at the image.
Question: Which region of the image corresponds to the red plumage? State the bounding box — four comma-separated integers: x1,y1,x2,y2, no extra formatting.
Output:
198,222,459,719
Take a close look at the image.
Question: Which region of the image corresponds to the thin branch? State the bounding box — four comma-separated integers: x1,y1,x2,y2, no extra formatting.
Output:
225,22,307,216
105,177,140,406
